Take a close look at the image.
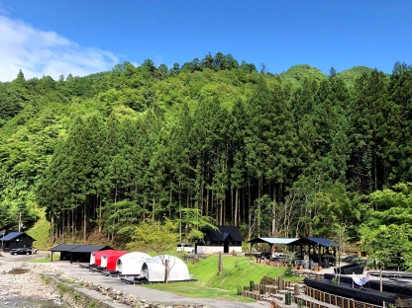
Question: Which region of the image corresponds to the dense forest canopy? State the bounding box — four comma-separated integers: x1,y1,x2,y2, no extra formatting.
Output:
0,53,411,256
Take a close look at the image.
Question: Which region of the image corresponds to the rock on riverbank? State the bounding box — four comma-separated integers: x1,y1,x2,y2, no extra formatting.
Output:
0,259,65,307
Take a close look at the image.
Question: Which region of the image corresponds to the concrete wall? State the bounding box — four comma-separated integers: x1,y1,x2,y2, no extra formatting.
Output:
196,246,243,255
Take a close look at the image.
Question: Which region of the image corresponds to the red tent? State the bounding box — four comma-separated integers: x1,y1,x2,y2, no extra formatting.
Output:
101,250,128,271
90,249,113,265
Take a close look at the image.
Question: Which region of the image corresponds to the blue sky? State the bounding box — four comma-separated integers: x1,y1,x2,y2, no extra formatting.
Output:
0,0,411,81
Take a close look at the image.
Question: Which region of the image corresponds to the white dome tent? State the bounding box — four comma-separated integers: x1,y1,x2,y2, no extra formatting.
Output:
141,255,192,282
116,252,151,276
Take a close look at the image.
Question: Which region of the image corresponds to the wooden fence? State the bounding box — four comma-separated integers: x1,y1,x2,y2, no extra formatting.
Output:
303,286,384,308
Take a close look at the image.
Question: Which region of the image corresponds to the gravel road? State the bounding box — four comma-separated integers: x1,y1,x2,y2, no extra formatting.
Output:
0,251,271,308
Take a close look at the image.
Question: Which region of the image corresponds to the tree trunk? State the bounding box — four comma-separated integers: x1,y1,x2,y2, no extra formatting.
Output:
164,258,169,283
230,188,234,225
205,188,209,217
152,196,156,221
72,208,75,239
83,201,87,243
61,209,65,243
234,188,239,227
50,216,54,243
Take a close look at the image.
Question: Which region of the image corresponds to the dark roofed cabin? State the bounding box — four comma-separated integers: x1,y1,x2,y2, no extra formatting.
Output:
50,244,81,261
1,232,35,252
196,226,244,255
50,244,112,262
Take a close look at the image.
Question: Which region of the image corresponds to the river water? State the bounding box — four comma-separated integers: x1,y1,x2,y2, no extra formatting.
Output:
0,298,69,307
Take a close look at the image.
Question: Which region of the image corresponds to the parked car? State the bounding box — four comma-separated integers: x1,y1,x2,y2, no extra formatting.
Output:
258,252,284,260
10,247,34,255
176,243,195,253
258,252,272,260
341,255,359,264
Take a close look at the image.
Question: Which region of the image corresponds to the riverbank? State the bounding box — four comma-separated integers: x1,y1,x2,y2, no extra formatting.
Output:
0,256,65,307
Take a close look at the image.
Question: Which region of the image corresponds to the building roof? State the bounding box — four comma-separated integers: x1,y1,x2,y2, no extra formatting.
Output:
1,232,35,242
69,245,112,253
50,244,111,253
50,244,81,252
287,237,338,247
203,226,244,242
248,237,299,245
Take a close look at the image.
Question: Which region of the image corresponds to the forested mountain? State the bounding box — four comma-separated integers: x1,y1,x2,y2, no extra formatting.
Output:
1,53,412,250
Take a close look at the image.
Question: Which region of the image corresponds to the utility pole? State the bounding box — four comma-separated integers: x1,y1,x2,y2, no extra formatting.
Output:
0,230,5,251
18,212,22,232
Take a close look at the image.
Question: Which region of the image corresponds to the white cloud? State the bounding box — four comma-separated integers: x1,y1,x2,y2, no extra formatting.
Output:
0,15,119,82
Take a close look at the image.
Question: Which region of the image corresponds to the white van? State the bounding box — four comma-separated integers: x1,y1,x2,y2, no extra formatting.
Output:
176,243,195,253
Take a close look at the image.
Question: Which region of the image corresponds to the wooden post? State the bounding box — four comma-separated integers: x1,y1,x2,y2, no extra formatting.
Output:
218,251,223,275
294,283,300,295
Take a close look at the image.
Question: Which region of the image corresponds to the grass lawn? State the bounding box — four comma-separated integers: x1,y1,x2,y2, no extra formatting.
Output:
143,281,255,302
144,255,299,301
31,256,52,263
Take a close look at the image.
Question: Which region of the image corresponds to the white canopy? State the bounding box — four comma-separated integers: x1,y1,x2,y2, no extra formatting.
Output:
141,255,191,282
249,237,299,245
116,252,151,275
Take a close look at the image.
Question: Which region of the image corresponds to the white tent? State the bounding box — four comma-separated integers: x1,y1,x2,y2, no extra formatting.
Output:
141,255,192,282
116,252,151,275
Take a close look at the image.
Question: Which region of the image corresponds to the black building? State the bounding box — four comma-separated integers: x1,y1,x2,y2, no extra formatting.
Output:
196,226,244,254
1,232,35,252
50,244,112,262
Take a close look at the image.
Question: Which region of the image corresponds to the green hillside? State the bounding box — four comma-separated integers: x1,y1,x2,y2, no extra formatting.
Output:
279,64,327,88
1,55,412,268
337,66,374,88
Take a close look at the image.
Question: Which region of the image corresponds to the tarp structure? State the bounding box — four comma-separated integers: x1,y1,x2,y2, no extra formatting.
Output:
100,250,128,271
353,275,369,286
292,237,339,247
116,252,151,276
248,237,298,257
287,237,338,267
141,255,191,282
249,237,298,245
90,249,114,265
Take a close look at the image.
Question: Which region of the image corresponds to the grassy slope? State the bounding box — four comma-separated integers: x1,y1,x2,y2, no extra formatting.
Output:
189,256,285,291
27,208,51,250
144,256,294,301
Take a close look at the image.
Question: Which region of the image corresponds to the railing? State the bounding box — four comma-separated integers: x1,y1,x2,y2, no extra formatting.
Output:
304,286,384,308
